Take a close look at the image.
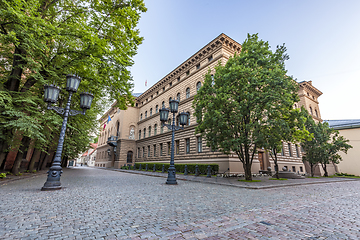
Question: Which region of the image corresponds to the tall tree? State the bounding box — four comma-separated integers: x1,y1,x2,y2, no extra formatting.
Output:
0,0,147,170
194,33,300,180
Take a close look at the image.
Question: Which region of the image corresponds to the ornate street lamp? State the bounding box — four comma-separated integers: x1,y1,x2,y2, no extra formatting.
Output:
41,74,94,191
159,99,189,185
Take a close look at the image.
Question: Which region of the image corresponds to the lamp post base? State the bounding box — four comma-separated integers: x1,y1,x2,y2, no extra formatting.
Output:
166,168,177,185
41,168,63,191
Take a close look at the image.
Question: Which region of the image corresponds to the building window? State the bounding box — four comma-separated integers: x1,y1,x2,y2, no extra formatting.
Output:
292,166,296,172
138,148,140,158
148,126,151,137
208,55,213,62
145,111,147,118
176,115,179,127
154,124,157,135
143,128,146,138
315,109,318,117
300,166,303,172
148,146,150,157
167,142,171,155
139,130,141,140
169,97,172,102
153,145,156,157
163,87,165,92
160,143,163,156
296,144,299,157
177,92,180,101
168,118,171,131
156,105,158,113
196,63,200,69
176,140,180,155
186,70,190,76
150,108,152,116
177,77,180,82
186,138,190,154
196,82,201,92
142,147,145,157
160,124,164,134
162,101,165,108
140,114,143,120
169,82,172,87
151,95,153,99
288,143,292,157
156,91,159,96
186,88,190,98
281,144,285,156
309,107,313,115
197,136,202,153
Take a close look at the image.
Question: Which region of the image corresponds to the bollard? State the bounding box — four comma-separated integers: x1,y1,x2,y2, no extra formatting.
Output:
153,164,156,172
139,164,142,171
162,164,165,173
207,165,211,178
184,165,188,175
195,165,199,176
133,164,136,170
146,164,148,171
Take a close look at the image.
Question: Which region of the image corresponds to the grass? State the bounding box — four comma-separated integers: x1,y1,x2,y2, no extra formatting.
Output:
269,178,288,180
238,179,261,182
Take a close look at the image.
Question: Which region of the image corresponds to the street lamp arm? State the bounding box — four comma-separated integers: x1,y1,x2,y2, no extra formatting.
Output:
69,109,86,116
47,104,85,116
161,122,184,131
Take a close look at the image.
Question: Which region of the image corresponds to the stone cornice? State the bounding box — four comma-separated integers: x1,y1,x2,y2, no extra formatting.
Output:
137,33,241,103
299,81,323,97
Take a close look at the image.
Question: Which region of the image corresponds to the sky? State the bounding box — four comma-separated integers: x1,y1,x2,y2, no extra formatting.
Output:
130,0,360,120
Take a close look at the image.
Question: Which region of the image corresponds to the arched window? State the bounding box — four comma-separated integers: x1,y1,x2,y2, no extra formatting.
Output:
186,88,190,98
148,126,151,137
154,124,157,135
315,109,318,117
145,111,147,118
155,105,158,113
186,111,191,126
162,101,165,108
143,128,146,138
160,124,164,134
127,151,133,163
309,107,313,115
139,130,141,139
177,93,180,102
150,108,152,116
169,97,172,102
116,121,120,137
168,118,171,131
196,82,201,92
176,115,179,126
140,114,143,120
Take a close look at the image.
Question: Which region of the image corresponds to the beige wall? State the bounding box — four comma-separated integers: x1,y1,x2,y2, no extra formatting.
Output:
335,128,360,176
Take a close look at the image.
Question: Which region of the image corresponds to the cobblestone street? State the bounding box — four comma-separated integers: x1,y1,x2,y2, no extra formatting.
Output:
1,167,360,240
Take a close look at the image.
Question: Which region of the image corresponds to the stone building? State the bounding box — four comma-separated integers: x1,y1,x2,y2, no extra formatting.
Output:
95,33,323,174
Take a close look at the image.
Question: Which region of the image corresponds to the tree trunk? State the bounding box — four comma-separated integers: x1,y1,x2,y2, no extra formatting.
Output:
0,142,9,169
322,163,328,177
5,45,26,91
242,161,252,181
61,155,68,168
11,136,31,175
37,151,47,171
273,151,279,179
310,163,314,177
28,148,41,171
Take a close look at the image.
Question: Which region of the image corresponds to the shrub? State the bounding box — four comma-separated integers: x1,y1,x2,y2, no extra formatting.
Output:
134,162,219,174
32,170,37,173
0,173,6,179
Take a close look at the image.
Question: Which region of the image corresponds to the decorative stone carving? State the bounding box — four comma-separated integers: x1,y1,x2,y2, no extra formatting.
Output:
129,127,135,139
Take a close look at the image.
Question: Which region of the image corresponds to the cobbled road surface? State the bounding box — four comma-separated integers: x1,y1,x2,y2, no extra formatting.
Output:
1,167,360,240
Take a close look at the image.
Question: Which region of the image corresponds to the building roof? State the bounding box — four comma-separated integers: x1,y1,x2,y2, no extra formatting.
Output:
90,143,98,149
132,93,142,97
325,119,360,130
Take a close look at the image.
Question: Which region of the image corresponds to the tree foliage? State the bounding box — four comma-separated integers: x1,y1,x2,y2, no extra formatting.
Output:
0,0,146,170
193,33,302,180
301,116,352,177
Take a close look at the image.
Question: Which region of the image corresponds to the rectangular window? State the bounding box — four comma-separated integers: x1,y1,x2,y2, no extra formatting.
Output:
186,138,190,154
169,82,172,87
160,124,164,134
138,148,140,158
142,147,145,157
177,77,180,82
300,166,303,172
167,142,171,155
292,166,296,172
139,131,141,140
160,143,163,156
148,146,150,157
153,145,156,157
163,87,165,92
176,140,180,155
196,63,200,69
186,70,190,76
208,55,213,62
295,145,299,157
288,143,292,157
197,137,202,153
281,144,285,156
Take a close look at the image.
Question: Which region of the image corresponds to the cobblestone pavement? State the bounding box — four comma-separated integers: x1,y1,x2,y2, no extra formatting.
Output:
1,167,360,239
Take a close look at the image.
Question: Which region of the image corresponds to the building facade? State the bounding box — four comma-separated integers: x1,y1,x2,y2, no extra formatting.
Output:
95,33,323,174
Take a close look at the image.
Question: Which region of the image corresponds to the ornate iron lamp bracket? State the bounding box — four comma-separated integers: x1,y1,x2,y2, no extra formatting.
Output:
161,123,184,131
48,104,85,116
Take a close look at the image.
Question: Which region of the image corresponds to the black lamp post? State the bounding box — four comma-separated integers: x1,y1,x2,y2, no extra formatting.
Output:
41,74,94,191
159,99,189,185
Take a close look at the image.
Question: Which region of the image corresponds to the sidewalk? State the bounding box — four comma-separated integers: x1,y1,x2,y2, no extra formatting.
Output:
103,168,358,189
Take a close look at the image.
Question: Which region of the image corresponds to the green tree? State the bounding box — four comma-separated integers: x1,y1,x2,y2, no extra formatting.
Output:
302,116,352,177
193,33,300,180
0,0,146,171
262,107,310,179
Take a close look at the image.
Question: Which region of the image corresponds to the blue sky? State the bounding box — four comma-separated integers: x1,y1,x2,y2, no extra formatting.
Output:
130,0,360,120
